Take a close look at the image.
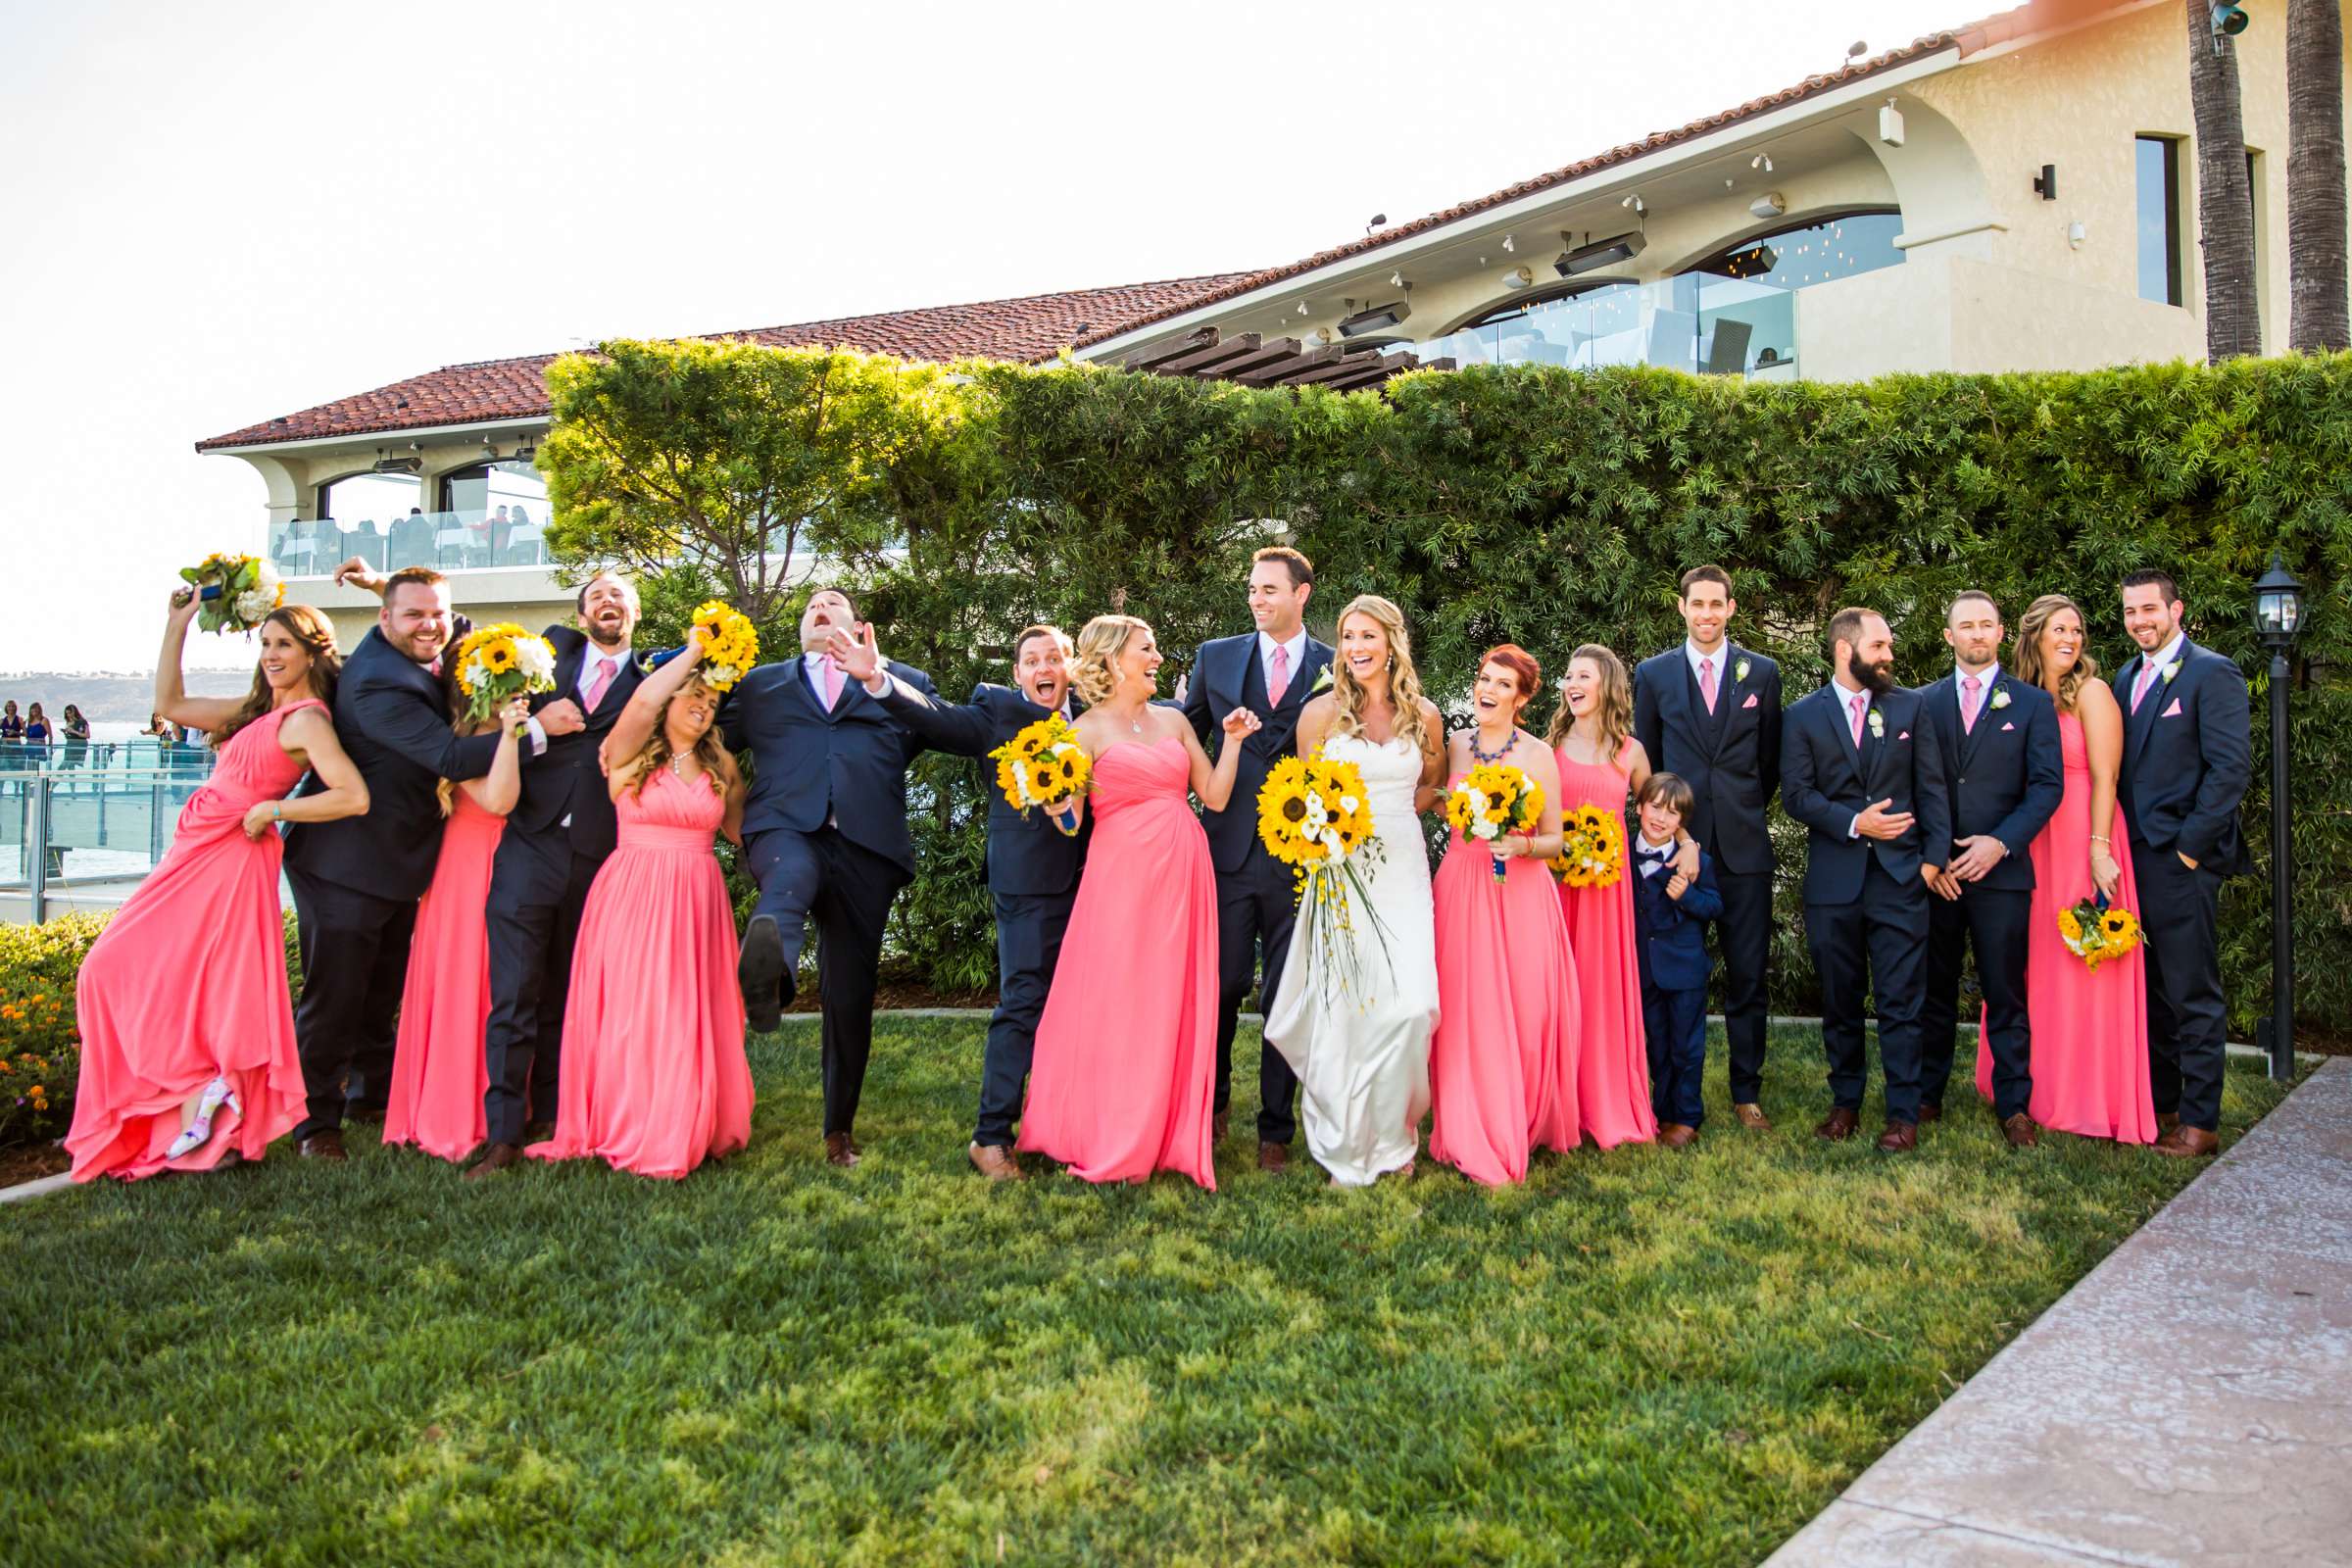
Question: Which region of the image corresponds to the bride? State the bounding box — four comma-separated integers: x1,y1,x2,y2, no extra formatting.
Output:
1263,594,1445,1186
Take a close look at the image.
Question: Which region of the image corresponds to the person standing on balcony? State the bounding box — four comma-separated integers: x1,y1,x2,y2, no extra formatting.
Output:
23,704,49,745
1632,564,1784,1133
1,702,23,742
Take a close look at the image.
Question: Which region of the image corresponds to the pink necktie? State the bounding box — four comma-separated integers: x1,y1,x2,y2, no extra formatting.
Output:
2131,660,2155,713
1267,643,1290,708
1848,691,1868,748
1698,657,1717,713
581,656,615,713
1961,673,1982,733
820,656,844,710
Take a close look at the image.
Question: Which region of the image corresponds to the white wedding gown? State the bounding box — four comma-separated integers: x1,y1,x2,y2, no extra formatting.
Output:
1264,733,1441,1186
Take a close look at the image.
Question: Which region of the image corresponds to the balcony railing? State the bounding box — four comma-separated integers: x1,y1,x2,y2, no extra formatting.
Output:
1,748,220,917
1412,274,1801,380
270,509,550,579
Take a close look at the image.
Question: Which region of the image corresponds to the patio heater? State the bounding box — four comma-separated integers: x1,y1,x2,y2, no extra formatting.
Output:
2252,554,2302,1080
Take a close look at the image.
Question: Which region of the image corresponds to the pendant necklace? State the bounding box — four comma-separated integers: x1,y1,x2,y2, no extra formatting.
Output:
1468,725,1516,765
668,752,687,778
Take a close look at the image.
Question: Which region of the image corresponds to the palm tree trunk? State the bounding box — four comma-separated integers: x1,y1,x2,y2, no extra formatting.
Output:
2186,0,2263,361
2287,0,2349,351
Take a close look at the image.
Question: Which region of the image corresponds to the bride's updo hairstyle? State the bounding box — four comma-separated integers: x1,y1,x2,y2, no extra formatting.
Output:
1328,594,1430,758
1069,614,1152,709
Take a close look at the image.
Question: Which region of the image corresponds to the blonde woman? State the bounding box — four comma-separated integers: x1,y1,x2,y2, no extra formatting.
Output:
1016,614,1259,1189
1264,594,1445,1186
1972,594,2154,1143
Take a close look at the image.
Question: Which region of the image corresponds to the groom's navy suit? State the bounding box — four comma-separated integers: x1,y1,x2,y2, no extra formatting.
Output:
285,624,502,1141
1781,680,1950,1125
1917,667,2063,1121
1633,641,1783,1103
875,681,1089,1149
1184,629,1333,1147
723,652,937,1138
2113,636,2252,1133
481,625,645,1147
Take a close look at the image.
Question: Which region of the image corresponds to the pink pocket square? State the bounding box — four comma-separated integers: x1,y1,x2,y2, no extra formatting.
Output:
2162,699,2183,717
1741,692,1759,709
2000,720,2016,731
1897,731,1910,741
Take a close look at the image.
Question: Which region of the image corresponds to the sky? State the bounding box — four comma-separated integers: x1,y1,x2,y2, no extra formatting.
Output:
0,0,1967,671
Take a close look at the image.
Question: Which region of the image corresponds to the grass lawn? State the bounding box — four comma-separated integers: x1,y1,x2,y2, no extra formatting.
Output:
0,1020,2294,1567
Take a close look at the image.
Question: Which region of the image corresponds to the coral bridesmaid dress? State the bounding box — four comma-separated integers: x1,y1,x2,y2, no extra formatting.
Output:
1555,740,1655,1149
67,700,321,1181
528,765,752,1179
1429,772,1582,1185
1977,710,2156,1142
382,791,504,1162
1018,736,1220,1189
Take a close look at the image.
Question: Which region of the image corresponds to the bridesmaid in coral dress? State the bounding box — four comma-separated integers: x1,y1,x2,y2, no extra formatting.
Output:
1430,644,1581,1186
528,632,754,1179
1977,595,2155,1142
380,692,529,1163
68,590,370,1181
1546,645,1671,1150
1018,614,1256,1190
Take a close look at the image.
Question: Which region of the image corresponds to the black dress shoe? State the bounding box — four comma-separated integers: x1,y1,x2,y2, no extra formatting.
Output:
464,1143,525,1182
739,915,786,1032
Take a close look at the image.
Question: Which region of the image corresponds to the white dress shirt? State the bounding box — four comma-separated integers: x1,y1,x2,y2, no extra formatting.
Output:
1684,637,1734,687
1635,832,1677,878
2136,632,2186,696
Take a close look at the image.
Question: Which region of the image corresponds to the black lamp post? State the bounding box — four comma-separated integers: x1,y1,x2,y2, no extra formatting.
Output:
2253,554,2303,1080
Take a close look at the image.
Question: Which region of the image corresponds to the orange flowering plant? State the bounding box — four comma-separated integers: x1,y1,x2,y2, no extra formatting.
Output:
0,913,108,1147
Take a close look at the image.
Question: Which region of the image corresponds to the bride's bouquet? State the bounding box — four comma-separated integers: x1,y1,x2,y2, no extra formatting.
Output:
178,553,285,635
990,713,1091,836
1257,752,1393,1006
1549,803,1627,888
2058,894,2140,971
450,622,560,732
1446,763,1544,882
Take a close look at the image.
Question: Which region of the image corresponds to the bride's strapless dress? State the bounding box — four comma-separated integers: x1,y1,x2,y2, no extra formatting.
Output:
1264,733,1440,1186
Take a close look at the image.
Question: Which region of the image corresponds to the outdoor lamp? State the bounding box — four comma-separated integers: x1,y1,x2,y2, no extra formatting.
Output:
2211,4,2249,40
2254,556,2302,644
2253,552,2303,1080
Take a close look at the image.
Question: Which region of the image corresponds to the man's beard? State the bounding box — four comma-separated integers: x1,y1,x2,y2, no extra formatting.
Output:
1846,651,1896,695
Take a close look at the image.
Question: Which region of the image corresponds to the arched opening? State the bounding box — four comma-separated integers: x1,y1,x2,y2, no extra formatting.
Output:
437,458,552,567
1675,209,1904,375
1423,277,1645,368
282,469,424,574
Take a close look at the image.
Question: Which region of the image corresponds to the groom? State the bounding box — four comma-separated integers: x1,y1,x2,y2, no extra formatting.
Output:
1185,545,1333,1174
2113,569,2251,1158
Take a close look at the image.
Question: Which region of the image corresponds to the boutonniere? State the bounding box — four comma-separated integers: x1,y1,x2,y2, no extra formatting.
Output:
1311,665,1335,695
1867,708,1886,739
2160,660,2181,685
1734,657,1751,685
1988,688,2011,711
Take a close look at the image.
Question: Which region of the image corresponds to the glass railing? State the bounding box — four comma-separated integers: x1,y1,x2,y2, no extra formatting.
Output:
269,509,552,579
0,756,220,904
1412,274,1800,379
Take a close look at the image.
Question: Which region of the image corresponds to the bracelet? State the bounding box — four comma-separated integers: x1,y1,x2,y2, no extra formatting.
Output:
2088,834,2109,845
272,802,283,821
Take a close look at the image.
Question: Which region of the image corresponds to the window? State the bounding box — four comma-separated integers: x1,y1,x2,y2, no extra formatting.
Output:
1680,210,1904,374
2136,135,2183,307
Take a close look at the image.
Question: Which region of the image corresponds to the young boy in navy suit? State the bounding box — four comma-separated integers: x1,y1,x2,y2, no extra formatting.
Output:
1631,772,1723,1148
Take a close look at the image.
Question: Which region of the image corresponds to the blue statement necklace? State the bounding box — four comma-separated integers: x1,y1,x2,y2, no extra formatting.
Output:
1468,725,1517,765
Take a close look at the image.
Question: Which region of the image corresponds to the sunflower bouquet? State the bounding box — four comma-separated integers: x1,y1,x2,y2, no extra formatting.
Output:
1549,802,1627,888
1446,763,1544,883
989,713,1091,836
1257,752,1393,1006
179,553,285,634
450,622,560,732
2058,895,2141,971
690,601,760,692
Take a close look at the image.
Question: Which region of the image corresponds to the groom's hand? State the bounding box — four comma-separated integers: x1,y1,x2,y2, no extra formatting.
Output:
1853,798,1913,841
1949,834,2006,883
538,699,586,737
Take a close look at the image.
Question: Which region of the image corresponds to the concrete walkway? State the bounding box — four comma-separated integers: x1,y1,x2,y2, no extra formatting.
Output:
1767,1057,2352,1568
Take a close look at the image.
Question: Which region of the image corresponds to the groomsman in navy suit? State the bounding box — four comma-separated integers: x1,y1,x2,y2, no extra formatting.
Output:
2112,569,2252,1158
1916,591,2063,1146
1184,545,1333,1173
1780,607,1950,1152
728,588,938,1167
1632,564,1784,1129
468,570,645,1178
841,622,1088,1182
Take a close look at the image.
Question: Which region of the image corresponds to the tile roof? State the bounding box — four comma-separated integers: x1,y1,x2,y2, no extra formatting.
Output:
194,274,1254,451
1067,3,2104,353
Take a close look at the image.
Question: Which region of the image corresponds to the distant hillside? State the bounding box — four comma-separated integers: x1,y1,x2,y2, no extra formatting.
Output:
0,671,251,724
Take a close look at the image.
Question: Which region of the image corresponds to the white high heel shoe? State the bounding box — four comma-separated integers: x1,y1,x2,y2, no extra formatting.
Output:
165,1076,240,1161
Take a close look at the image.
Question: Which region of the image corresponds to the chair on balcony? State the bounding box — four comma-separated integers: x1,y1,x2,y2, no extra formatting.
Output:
275,525,319,574
434,523,473,569
1702,318,1754,377
345,521,387,571
506,519,545,565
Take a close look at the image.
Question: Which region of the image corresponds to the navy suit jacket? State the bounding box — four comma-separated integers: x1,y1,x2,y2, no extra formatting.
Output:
875,680,1088,898
502,626,647,867
1780,682,1952,906
1631,844,1724,991
1183,631,1333,876
720,655,938,874
1631,643,1783,876
1919,669,2063,893
283,625,501,902
2111,639,2254,874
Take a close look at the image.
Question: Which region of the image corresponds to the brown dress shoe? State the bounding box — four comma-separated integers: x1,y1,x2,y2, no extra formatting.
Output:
1814,1106,1860,1142
2157,1111,2181,1135
2151,1124,2219,1158
967,1142,1023,1181
1917,1102,1942,1124
463,1142,523,1181
1876,1121,1918,1152
2000,1112,2040,1149
824,1132,862,1168
298,1130,347,1162
1257,1141,1288,1173
1212,1110,1229,1144
1658,1123,1698,1149
1733,1102,1772,1131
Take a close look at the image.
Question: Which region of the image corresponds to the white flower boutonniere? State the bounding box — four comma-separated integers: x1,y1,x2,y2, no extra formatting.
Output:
1735,658,1751,685
2160,660,2182,685
1867,708,1886,739
1988,687,2012,711
1310,665,1335,695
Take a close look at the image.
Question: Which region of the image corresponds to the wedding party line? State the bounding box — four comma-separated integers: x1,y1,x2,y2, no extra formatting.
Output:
60,540,2251,1188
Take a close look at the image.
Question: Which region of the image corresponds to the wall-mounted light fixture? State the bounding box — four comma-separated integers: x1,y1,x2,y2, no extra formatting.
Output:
2033,163,2058,200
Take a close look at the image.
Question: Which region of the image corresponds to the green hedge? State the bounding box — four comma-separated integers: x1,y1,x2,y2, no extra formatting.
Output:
581,350,2347,1035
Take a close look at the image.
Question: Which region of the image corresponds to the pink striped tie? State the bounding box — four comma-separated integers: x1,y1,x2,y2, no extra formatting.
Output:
581,655,615,713
1267,643,1290,708
2131,660,2155,713
1961,674,1982,733
820,656,844,710
1848,691,1868,748
1698,657,1717,713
